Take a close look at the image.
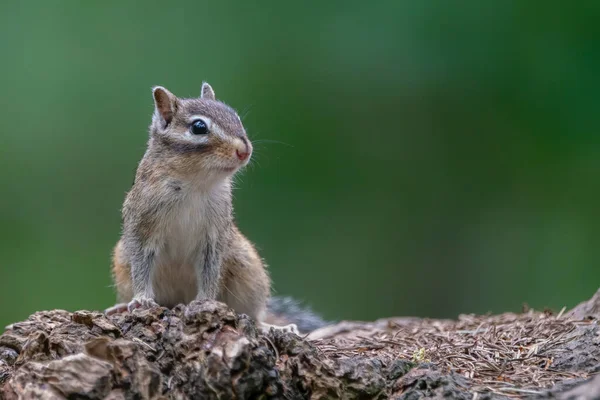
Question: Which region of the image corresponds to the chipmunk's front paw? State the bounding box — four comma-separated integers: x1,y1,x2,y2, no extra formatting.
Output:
261,322,300,335
127,297,159,313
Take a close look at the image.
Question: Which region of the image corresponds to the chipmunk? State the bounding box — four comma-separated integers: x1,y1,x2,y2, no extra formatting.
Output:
106,83,326,334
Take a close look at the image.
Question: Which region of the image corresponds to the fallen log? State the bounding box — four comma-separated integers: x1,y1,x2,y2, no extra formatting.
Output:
1,290,600,399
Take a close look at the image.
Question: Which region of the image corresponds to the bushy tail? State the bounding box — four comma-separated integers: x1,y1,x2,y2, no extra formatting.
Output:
265,296,329,333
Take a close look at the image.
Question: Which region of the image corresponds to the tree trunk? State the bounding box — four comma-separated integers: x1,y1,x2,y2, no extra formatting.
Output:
2,291,600,399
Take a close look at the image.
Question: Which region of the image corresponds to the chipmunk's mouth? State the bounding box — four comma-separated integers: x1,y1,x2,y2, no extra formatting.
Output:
227,159,251,173
217,165,239,174
215,157,249,174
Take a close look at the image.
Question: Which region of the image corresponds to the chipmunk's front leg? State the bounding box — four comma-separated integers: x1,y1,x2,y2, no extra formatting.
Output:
128,247,159,312
195,239,222,301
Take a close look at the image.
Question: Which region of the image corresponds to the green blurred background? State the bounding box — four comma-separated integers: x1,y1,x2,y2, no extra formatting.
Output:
1,2,599,329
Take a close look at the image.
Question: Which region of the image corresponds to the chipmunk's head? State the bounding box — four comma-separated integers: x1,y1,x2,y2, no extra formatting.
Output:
148,83,252,177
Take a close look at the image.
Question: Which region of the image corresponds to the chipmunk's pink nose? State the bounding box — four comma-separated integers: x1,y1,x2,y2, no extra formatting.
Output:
235,138,252,161
236,149,250,161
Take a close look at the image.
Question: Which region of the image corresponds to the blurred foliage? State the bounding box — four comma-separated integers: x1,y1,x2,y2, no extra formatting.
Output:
1,2,600,329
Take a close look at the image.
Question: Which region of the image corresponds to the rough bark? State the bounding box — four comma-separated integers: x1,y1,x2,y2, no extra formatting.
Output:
1,290,600,399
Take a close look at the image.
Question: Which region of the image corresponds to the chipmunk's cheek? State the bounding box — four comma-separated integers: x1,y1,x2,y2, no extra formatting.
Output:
211,146,237,172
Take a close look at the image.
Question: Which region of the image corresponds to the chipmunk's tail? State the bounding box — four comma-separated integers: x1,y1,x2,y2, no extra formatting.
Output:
265,296,329,333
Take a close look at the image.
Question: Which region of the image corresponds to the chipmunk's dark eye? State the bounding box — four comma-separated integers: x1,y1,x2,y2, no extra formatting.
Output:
190,119,208,135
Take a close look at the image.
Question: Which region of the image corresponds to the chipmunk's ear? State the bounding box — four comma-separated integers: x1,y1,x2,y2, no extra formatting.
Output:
152,86,178,126
201,82,216,100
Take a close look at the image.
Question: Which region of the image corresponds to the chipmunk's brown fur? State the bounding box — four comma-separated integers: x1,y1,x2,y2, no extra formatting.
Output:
108,83,302,332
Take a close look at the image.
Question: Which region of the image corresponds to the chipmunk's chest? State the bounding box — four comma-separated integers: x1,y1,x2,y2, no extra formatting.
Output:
151,189,218,305
164,191,216,257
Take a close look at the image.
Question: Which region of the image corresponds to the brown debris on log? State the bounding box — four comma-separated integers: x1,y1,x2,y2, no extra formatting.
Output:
1,293,600,399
